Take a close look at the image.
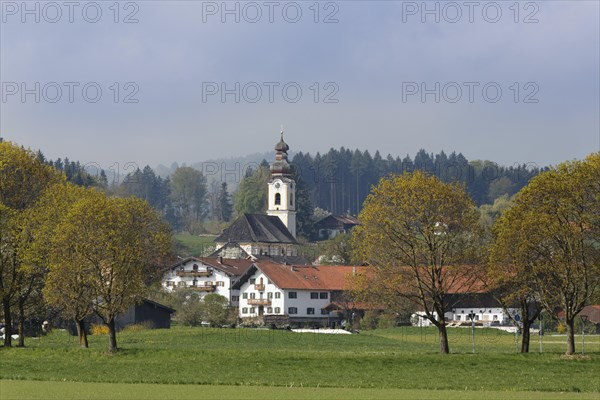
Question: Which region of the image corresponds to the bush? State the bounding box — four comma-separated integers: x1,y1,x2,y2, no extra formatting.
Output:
90,324,109,335
123,321,154,333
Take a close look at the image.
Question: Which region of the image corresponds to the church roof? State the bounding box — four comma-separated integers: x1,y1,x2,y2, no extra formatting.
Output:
214,214,298,245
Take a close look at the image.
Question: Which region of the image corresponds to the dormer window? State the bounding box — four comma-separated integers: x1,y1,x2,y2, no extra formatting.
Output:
193,264,198,271
275,193,281,205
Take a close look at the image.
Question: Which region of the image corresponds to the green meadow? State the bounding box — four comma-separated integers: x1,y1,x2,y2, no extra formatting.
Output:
1,326,598,399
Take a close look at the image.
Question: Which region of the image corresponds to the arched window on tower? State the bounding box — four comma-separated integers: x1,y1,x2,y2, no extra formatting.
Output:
275,193,281,205
290,193,294,206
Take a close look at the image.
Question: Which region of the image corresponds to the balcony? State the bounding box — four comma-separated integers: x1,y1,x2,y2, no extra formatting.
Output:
247,298,271,306
176,270,212,277
254,284,265,291
188,285,216,292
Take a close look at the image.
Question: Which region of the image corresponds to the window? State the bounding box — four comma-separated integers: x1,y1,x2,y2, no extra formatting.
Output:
307,308,315,315
231,296,239,302
321,308,329,315
267,292,273,299
456,315,461,321
310,292,319,299
193,264,198,271
250,293,256,299
275,292,281,299
242,293,248,299
268,279,272,284
288,307,298,314
288,292,297,299
319,292,328,299
275,193,281,205
290,193,293,206
242,307,248,314
267,307,273,313
178,281,185,287
192,279,197,287
274,307,281,314
250,278,256,284
216,281,225,287
250,307,255,314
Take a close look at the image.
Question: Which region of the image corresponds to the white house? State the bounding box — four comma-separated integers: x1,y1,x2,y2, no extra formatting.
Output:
162,257,253,306
234,261,367,326
412,293,517,327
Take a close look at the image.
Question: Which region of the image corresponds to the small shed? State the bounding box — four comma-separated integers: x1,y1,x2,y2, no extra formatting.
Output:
115,299,175,330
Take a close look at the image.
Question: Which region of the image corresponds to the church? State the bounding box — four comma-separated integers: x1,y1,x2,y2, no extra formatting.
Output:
211,131,302,262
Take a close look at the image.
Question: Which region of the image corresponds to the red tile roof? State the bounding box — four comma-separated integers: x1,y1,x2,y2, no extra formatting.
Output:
254,262,368,291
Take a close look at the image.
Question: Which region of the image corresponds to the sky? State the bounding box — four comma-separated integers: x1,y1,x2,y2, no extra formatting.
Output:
1,1,599,174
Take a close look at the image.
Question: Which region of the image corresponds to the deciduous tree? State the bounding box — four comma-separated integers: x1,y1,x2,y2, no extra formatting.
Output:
490,153,600,355
50,192,172,353
353,171,481,354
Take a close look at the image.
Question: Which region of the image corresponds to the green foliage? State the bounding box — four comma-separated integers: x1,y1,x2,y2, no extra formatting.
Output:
234,165,270,215
490,152,600,355
170,167,209,233
318,233,354,265
214,182,233,222
353,171,483,353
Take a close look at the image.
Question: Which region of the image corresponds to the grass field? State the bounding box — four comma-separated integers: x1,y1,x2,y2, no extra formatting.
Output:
2,380,599,400
1,326,598,399
173,234,217,257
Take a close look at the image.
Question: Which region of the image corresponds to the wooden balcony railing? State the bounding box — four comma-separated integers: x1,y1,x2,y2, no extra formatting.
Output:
189,285,216,292
254,284,265,291
247,298,271,306
176,270,212,277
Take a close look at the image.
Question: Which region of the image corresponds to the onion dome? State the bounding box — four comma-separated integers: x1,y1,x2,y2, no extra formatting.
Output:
271,130,291,176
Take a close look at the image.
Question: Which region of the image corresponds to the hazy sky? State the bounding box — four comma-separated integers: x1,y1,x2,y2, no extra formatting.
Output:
2,1,599,173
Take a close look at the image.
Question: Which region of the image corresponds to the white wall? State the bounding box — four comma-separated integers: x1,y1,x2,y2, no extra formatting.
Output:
162,260,237,304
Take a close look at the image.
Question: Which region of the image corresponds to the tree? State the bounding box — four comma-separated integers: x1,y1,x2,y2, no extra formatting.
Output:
200,294,232,326
0,141,62,347
50,192,172,353
170,167,208,233
215,182,233,222
234,164,270,215
37,184,95,348
352,171,481,354
490,153,600,355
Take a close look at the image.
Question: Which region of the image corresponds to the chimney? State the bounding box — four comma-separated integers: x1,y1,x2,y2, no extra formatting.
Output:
290,265,295,272
219,256,223,264
352,266,356,275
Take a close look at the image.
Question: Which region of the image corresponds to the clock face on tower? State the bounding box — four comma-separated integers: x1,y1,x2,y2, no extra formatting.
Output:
274,182,281,189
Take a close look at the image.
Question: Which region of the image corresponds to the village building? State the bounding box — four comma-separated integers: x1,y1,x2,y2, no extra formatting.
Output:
314,214,360,241
162,256,253,306
212,131,301,261
234,261,367,327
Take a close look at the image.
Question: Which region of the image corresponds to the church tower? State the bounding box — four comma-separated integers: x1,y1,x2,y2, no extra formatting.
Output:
267,130,296,238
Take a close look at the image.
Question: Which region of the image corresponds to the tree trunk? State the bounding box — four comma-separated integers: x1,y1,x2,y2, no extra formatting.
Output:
106,318,118,353
520,319,530,353
16,299,25,347
2,298,12,347
565,317,575,355
438,323,450,354
76,319,88,348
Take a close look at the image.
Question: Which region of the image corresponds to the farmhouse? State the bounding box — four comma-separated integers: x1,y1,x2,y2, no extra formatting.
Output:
234,261,367,327
162,257,253,306
212,131,301,261
413,292,517,327
314,214,360,241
